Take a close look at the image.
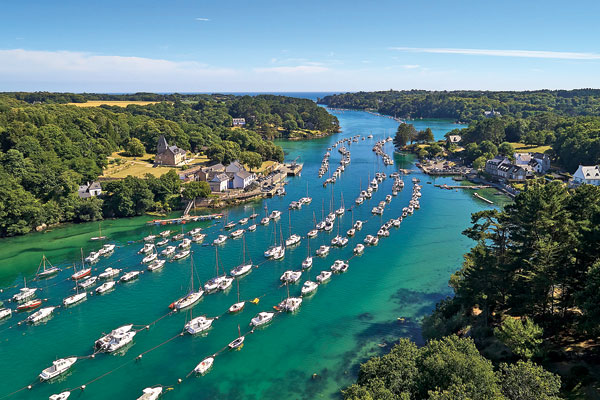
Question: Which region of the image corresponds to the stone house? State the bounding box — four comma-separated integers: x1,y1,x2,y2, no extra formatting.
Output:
154,135,187,166
485,156,527,181
514,152,551,174
78,181,102,198
209,173,229,192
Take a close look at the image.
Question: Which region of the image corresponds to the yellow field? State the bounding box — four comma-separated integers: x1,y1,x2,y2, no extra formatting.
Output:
102,151,211,179
68,101,160,108
509,142,552,154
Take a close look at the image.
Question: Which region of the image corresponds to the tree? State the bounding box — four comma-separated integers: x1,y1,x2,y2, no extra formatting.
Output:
239,151,263,171
181,181,211,201
473,156,487,171
578,260,600,335
498,142,515,157
498,361,561,400
394,123,417,149
417,128,434,143
494,317,543,359
125,137,145,157
282,119,298,133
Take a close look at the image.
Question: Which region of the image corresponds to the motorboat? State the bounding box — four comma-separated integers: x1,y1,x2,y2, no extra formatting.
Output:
386,194,392,202
271,246,285,260
173,250,191,260
172,233,185,241
277,297,302,312
156,238,169,246
280,270,302,284
95,324,134,351
230,229,245,239
147,259,166,272
285,234,301,247
316,245,330,257
355,197,364,205
178,238,192,249
301,281,318,296
99,267,120,279
39,357,77,381
204,276,226,292
105,330,136,353
228,301,245,313
347,228,356,237
63,292,87,307
99,244,115,255
251,311,274,327
264,245,283,258
120,271,140,282
194,357,214,375
218,277,234,291
248,224,257,231
230,263,253,277
275,187,286,196
302,256,313,270
137,387,162,400
185,315,214,334
269,210,281,220
84,252,99,264
307,229,318,238
78,276,98,289
27,306,56,324
364,235,375,245
142,252,157,263
161,246,176,256
377,229,390,237
159,230,171,237
144,234,157,242
338,237,349,246
139,243,154,254
192,234,206,243
224,221,237,230
393,219,401,227
331,235,342,246
239,218,249,225
189,228,202,236
213,235,227,245
95,281,116,294
17,299,42,311
354,220,363,230
354,244,365,255
315,221,326,230
49,392,71,400
331,260,349,273
0,307,12,320
260,217,270,225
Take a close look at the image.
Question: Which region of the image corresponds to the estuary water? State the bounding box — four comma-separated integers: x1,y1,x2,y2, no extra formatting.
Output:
0,110,506,400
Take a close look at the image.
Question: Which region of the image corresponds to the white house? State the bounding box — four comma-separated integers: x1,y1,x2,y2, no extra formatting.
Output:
225,160,245,174
78,182,102,198
572,165,600,186
232,118,246,127
232,170,255,189
209,173,229,192
514,152,551,174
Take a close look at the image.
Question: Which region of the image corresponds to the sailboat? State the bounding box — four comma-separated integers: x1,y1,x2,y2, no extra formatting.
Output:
307,211,318,238
300,182,312,204
230,236,253,277
276,282,302,312
336,193,345,216
36,255,61,279
302,239,313,270
204,247,227,292
228,324,245,350
347,209,356,237
63,283,87,307
12,277,37,302
285,211,301,247
228,278,245,313
90,223,106,241
170,254,204,310
71,250,91,280
264,220,284,259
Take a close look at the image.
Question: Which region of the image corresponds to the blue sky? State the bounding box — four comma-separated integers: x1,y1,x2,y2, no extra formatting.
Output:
1,0,599,92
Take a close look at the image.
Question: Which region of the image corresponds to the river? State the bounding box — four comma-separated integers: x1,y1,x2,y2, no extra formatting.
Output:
0,109,509,399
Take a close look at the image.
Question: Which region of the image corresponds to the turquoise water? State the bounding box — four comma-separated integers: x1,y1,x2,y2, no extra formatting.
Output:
0,110,502,399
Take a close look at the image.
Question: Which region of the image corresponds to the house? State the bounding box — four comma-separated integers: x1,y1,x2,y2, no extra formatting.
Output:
514,152,550,174
447,135,462,145
195,163,225,182
484,109,501,118
232,118,246,127
209,173,230,192
485,156,527,181
225,160,245,174
232,170,256,189
154,135,187,166
572,165,600,186
78,181,102,198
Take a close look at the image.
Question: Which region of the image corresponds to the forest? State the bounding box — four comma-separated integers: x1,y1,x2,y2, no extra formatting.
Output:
0,93,338,237
319,89,600,121
345,181,600,399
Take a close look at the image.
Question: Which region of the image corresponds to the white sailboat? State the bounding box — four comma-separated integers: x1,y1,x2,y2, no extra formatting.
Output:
228,278,245,313
63,285,87,307
27,306,56,324
204,247,226,292
230,236,253,277
194,357,214,375
36,255,61,279
12,278,37,302
171,255,204,310
228,324,245,349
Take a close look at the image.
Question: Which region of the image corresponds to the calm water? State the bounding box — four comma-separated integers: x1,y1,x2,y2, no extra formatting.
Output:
0,110,506,400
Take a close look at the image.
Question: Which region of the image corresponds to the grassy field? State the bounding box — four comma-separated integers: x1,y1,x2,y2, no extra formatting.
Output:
102,152,211,179
68,101,160,108
509,142,552,154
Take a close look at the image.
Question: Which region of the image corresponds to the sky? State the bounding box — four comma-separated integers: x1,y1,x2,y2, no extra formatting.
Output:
1,0,599,92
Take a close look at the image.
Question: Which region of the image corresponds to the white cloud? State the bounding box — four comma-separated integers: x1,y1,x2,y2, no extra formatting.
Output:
254,65,329,74
390,47,600,60
401,64,420,69
195,18,210,21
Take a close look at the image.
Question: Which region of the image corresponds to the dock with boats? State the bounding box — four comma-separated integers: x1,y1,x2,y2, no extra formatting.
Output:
434,184,492,190
147,213,223,226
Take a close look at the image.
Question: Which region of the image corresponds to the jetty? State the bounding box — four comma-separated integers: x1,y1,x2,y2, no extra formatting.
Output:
147,213,223,225
435,184,492,190
473,192,494,204
282,162,303,176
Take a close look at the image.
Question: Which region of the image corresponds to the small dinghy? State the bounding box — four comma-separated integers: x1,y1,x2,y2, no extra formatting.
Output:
98,267,120,279
95,281,116,294
120,271,140,282
185,315,214,334
27,306,56,324
49,392,71,400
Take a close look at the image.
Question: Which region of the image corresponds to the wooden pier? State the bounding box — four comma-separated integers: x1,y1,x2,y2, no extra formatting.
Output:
147,213,223,225
473,192,494,204
282,163,303,176
434,184,492,190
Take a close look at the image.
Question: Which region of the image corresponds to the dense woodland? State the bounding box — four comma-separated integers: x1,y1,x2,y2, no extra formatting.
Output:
319,89,600,121
0,93,338,237
345,181,600,399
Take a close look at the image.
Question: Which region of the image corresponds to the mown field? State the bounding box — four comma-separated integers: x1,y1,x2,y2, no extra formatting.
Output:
68,100,160,108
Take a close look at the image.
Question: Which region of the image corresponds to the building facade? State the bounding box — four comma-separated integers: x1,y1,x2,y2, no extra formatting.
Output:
572,165,600,186
154,135,187,166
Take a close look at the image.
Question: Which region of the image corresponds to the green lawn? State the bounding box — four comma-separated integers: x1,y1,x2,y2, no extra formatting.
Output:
509,142,552,154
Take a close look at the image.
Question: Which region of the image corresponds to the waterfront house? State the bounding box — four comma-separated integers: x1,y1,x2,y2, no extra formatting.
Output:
485,156,527,181
209,173,230,192
231,170,256,189
514,152,550,174
571,165,600,186
484,109,501,118
154,135,187,166
232,118,246,127
225,160,245,174
195,163,226,182
78,181,102,198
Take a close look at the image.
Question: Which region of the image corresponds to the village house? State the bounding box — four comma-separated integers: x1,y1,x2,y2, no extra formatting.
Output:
209,173,230,192
197,160,256,191
78,181,102,199
485,156,527,181
447,135,462,145
154,135,187,166
514,152,551,174
484,109,501,118
571,165,600,186
229,170,256,189
232,118,246,127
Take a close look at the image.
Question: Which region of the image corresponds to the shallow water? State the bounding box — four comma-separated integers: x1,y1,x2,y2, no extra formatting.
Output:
0,109,505,399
